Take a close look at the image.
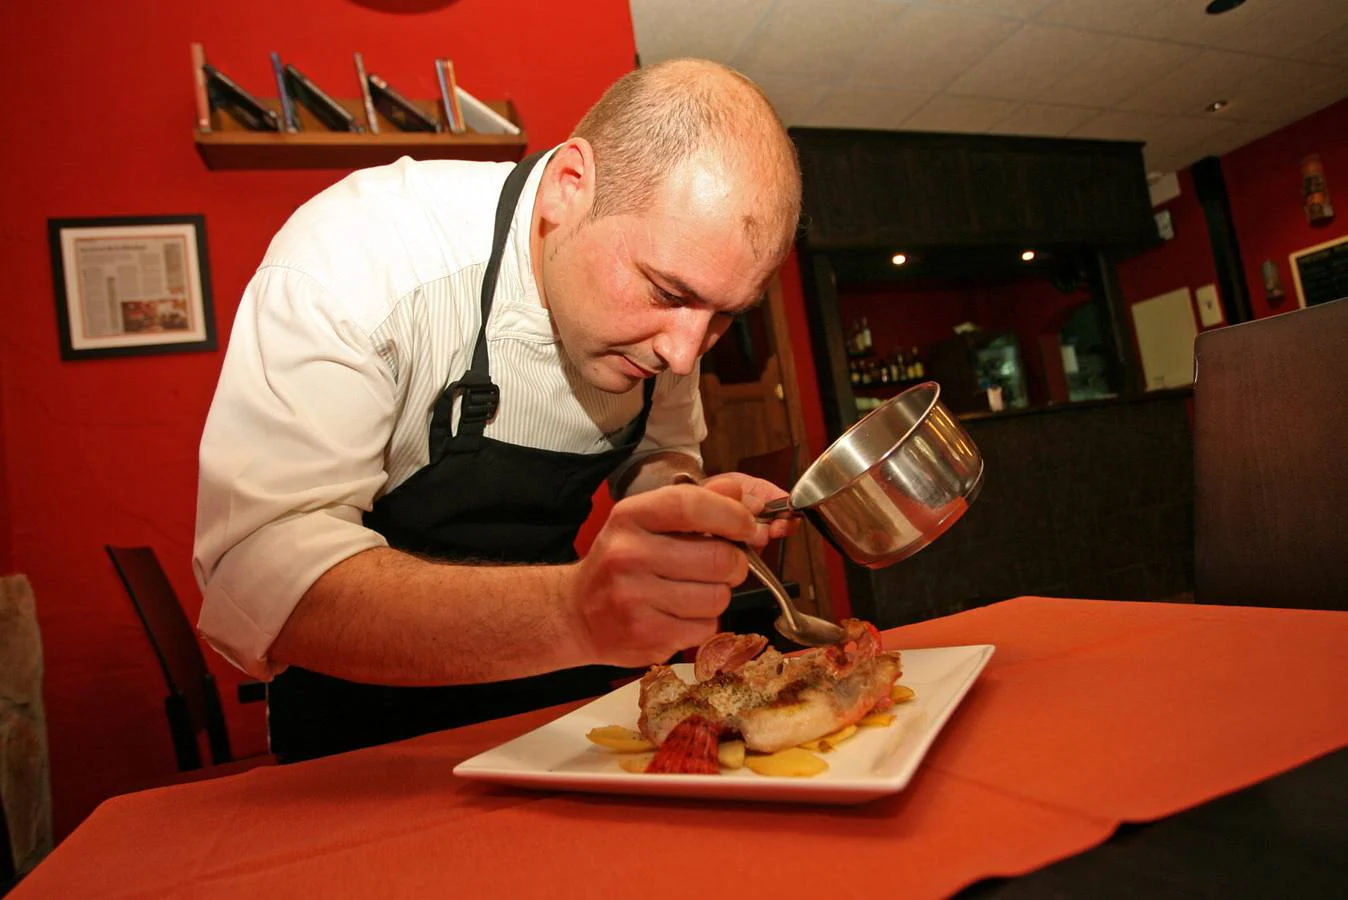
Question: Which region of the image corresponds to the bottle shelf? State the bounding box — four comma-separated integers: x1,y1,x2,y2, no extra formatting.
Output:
852,378,927,396
195,97,527,170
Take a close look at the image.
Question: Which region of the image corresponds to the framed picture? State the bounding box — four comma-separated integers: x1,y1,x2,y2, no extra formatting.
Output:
48,214,216,360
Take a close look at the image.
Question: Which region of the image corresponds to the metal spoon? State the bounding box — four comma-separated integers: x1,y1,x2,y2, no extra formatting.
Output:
672,474,846,647
739,542,847,647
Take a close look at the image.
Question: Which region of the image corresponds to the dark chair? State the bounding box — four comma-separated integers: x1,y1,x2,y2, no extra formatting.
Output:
104,545,240,771
1192,298,1348,609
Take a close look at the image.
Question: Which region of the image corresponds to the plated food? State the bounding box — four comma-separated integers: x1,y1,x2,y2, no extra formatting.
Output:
586,619,914,776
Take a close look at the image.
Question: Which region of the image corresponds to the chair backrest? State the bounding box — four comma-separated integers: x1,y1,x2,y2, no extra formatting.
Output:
1192,298,1348,609
104,545,233,769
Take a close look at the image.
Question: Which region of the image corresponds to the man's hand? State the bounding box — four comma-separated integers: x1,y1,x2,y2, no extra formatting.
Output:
697,472,799,547
563,479,757,667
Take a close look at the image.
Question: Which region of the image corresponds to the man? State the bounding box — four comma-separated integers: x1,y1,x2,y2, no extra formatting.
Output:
194,59,803,761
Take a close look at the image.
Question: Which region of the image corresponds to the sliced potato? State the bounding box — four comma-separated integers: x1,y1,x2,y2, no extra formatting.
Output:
618,753,655,774
717,739,746,770
858,712,895,727
890,684,916,703
586,725,655,753
800,723,859,752
744,748,829,778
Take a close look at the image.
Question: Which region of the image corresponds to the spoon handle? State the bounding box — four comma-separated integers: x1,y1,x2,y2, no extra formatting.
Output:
739,542,801,632
756,496,799,522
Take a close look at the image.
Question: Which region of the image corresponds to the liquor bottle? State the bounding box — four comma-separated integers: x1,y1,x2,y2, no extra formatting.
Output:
861,317,873,352
911,347,925,379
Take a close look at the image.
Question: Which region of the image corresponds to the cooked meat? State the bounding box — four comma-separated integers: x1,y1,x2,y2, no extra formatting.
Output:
638,619,901,754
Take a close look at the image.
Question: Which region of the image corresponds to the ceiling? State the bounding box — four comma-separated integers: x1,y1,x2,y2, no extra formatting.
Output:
629,0,1348,176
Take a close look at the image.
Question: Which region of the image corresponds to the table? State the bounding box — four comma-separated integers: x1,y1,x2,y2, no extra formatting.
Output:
13,598,1348,899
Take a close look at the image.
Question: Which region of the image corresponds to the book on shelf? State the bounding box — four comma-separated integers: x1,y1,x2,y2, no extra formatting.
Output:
456,85,521,136
285,63,364,132
353,52,379,134
190,43,211,132
270,51,301,132
367,73,441,133
203,63,280,132
434,58,466,134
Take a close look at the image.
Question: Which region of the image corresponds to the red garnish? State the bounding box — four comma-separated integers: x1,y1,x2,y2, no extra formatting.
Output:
645,716,721,774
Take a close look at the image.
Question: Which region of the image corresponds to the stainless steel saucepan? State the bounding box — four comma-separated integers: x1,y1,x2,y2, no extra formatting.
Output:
760,381,984,569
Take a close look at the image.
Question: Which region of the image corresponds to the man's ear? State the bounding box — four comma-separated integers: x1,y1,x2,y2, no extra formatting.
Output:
536,138,594,227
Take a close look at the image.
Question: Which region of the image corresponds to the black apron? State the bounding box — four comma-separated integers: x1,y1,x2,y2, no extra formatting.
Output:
268,152,656,763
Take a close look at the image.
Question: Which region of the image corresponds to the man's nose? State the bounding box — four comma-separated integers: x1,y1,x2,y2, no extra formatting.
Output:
651,309,714,376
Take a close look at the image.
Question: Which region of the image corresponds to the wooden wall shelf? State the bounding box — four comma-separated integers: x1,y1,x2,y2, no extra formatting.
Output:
195,97,527,171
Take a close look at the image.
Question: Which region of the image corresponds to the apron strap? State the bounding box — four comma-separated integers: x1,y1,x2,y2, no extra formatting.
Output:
431,150,549,460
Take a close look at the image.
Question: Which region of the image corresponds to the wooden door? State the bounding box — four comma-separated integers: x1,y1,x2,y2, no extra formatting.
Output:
698,276,834,618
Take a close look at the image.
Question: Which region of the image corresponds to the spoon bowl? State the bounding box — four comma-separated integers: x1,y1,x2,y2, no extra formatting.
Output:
740,544,846,647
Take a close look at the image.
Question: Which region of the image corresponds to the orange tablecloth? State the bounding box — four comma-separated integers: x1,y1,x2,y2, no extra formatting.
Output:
16,598,1348,899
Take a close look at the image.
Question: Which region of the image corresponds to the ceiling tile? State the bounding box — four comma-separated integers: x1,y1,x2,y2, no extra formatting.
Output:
1201,121,1281,160
1220,61,1348,124
629,0,1348,166
796,86,933,130
1127,0,1261,46
851,5,1020,92
1035,0,1172,36
629,0,774,66
752,77,833,126
730,0,901,84
1118,50,1276,116
1039,37,1191,108
1069,109,1169,142
1203,0,1348,57
1295,23,1348,66
900,94,1022,132
988,102,1100,136
946,23,1116,100
920,0,1052,18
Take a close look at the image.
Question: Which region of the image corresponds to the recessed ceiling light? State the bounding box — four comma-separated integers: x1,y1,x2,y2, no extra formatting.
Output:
1021,250,1036,262
891,253,907,266
1206,100,1229,113
1205,0,1246,14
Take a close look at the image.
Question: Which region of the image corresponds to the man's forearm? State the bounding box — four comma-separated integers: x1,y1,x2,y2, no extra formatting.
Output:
269,547,590,686
614,450,703,497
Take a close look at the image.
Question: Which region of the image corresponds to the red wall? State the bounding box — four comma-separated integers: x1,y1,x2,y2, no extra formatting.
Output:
1226,98,1348,319
0,0,635,838
1115,168,1220,333
1114,97,1348,325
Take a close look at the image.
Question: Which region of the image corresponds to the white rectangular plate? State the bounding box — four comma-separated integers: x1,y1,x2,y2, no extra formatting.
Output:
453,644,995,805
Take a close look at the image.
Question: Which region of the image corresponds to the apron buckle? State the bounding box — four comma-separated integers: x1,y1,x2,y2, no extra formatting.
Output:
457,379,500,425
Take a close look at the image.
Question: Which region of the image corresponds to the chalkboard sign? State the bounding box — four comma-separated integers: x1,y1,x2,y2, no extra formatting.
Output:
1290,235,1348,308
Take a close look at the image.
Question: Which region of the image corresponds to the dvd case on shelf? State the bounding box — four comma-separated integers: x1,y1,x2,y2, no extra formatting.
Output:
367,73,441,132
203,63,280,132
271,51,301,132
456,85,521,136
353,52,379,134
190,43,211,132
434,59,466,134
285,64,363,132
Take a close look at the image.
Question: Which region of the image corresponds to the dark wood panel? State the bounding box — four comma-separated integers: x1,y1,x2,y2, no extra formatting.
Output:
791,128,1154,251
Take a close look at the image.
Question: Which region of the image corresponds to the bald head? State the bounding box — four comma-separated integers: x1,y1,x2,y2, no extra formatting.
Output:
572,59,802,264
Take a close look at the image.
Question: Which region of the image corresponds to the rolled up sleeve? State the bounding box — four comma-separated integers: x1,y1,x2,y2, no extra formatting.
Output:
194,265,394,680
608,366,707,490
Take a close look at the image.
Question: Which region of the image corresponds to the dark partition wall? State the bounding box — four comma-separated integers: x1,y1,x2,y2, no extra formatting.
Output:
849,391,1195,627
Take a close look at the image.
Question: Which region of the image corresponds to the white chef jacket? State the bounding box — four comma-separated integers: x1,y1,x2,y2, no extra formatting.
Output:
194,151,706,680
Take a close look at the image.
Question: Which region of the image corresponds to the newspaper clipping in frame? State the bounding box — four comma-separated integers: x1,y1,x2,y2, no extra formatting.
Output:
50,216,216,359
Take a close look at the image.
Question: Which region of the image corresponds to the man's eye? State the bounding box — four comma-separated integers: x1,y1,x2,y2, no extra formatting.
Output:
654,286,686,307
